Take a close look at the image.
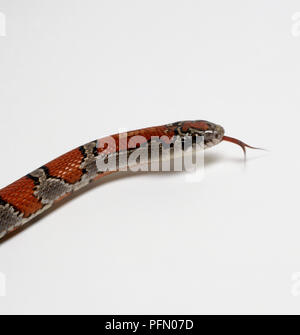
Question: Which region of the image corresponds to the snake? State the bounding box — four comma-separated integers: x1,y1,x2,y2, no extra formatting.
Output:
0,120,258,240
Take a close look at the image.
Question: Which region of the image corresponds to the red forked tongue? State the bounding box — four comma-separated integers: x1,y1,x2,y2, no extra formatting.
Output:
222,136,264,157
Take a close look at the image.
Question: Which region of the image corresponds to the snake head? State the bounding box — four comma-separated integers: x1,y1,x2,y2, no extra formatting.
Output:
167,120,225,148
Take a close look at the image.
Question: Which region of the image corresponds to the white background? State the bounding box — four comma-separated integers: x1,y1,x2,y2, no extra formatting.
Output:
0,0,299,315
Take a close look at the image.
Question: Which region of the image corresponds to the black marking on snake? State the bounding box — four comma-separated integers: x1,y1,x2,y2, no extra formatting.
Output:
79,146,87,160
26,174,40,186
40,165,51,178
40,165,71,184
92,140,99,157
0,196,8,207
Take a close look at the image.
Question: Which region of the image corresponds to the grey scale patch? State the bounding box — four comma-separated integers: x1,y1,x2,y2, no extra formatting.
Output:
0,204,23,239
74,141,99,190
30,168,72,204
80,141,98,178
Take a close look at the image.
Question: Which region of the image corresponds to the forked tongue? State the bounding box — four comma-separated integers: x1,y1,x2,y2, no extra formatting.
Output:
222,136,264,157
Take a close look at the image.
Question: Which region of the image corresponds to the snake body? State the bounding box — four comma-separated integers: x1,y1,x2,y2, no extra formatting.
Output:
0,120,226,240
